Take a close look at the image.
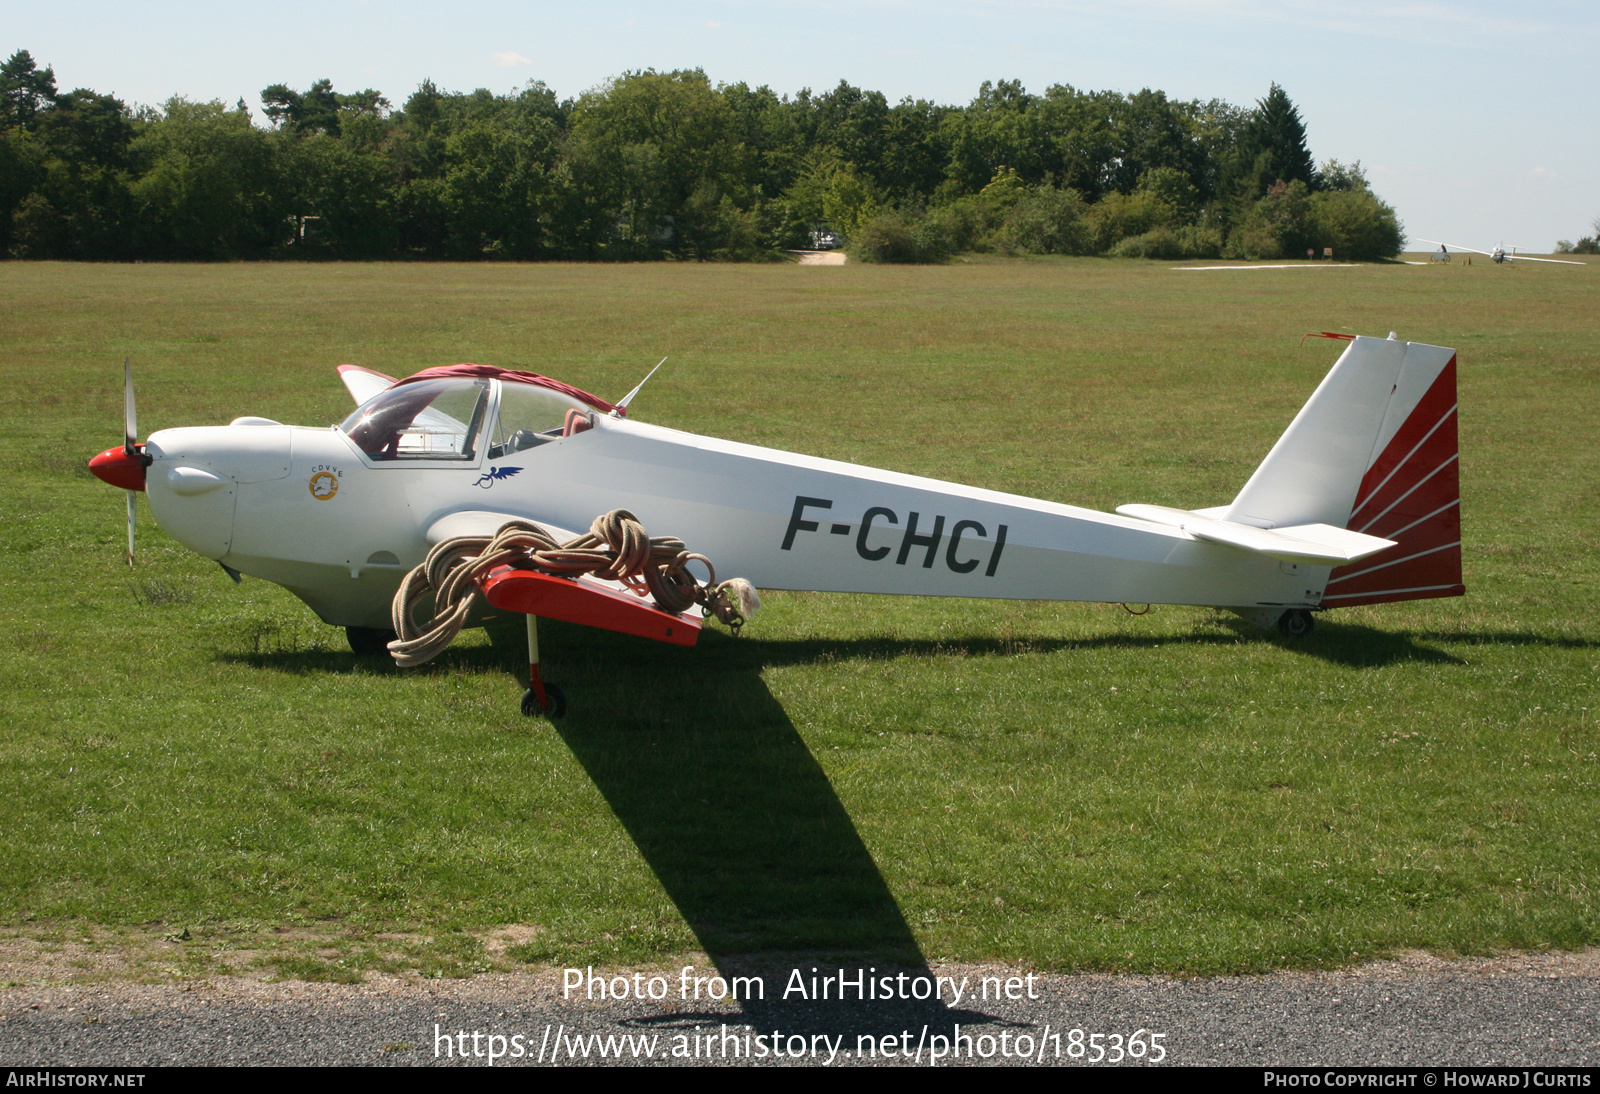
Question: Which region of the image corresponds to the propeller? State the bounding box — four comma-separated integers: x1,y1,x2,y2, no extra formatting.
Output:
88,359,150,565
123,358,137,566
124,357,138,459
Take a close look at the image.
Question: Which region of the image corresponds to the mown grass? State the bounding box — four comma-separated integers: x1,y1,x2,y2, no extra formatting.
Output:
0,254,1595,978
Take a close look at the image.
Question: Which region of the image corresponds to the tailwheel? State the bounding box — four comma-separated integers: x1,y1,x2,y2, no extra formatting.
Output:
519,614,565,718
346,625,398,656
521,682,566,719
1277,609,1316,638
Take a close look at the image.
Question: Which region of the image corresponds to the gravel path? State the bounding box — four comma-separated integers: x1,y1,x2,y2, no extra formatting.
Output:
3,951,1597,1067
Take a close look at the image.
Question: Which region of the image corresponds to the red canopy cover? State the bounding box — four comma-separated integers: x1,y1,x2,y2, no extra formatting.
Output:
392,364,620,415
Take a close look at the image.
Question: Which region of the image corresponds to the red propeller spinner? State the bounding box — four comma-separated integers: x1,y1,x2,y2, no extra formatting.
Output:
88,445,148,491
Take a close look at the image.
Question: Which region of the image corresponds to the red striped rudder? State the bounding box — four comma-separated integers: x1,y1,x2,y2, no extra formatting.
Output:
1323,355,1464,607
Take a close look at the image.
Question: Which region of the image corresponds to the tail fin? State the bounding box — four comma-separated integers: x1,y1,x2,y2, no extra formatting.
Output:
1225,335,1464,607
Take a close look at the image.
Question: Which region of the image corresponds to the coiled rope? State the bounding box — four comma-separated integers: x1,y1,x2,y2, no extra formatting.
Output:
387,509,760,668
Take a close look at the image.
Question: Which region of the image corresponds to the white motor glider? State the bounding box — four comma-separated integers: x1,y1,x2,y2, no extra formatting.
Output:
1417,239,1586,266
90,332,1463,715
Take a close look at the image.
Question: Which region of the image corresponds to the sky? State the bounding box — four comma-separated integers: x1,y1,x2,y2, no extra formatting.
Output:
10,1,1597,250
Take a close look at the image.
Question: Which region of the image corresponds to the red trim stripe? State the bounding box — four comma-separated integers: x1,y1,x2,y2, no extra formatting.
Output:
1351,356,1457,511
1322,583,1466,606
1380,498,1460,543
1328,355,1463,608
1352,411,1457,529
1328,540,1461,585
1351,403,1455,518
1357,454,1459,537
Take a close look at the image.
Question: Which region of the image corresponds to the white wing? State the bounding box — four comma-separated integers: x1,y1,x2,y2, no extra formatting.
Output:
336,365,399,405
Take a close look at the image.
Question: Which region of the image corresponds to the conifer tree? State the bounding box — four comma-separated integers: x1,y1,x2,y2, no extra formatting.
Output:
0,50,57,129
1238,83,1316,198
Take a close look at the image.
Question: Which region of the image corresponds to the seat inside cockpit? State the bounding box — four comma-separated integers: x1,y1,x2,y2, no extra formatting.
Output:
485,382,594,459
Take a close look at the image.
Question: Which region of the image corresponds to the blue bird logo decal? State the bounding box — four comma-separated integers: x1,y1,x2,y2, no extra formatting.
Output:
473,466,523,489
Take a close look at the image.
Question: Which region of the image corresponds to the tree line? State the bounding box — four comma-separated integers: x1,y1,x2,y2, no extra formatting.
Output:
1555,219,1599,255
0,51,1404,263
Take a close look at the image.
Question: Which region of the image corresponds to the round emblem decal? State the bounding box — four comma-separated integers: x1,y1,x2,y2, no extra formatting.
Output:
309,471,339,500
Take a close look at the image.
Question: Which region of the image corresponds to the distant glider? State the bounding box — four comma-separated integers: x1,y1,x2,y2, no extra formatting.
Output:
1418,239,1586,266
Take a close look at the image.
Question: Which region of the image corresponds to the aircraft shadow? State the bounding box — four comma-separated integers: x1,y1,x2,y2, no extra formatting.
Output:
1212,618,1472,667
210,611,1598,1037
221,609,1600,679
480,618,1000,1039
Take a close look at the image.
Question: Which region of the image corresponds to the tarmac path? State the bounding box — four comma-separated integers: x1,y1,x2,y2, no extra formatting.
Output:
3,951,1597,1067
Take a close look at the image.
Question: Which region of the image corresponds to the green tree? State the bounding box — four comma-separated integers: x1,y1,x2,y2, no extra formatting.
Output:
261,79,343,135
0,126,45,255
0,50,57,130
1185,98,1251,204
283,134,396,256
1087,189,1177,251
719,81,800,200
1570,218,1600,255
1233,84,1316,200
1224,178,1313,259
811,81,890,180
15,89,137,258
851,208,954,263
262,79,391,140
876,97,951,201
1033,84,1121,199
1308,188,1403,259
1318,158,1368,193
994,185,1091,255
942,79,1049,194
1135,166,1198,217
1103,89,1202,196
131,98,290,258
557,70,756,259
435,110,559,258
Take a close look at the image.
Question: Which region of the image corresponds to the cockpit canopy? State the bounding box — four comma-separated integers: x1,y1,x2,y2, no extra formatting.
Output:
342,378,489,460
340,377,594,461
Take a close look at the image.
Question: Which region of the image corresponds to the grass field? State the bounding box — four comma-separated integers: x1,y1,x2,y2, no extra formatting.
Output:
1,254,1596,982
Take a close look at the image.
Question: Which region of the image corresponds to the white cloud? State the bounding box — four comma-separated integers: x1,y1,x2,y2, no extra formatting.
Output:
1526,166,1558,181
491,51,533,68
706,20,723,28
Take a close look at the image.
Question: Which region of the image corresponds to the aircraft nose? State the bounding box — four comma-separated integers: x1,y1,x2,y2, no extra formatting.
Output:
89,446,147,491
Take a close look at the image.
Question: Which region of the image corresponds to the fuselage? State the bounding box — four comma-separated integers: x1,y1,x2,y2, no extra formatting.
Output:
138,378,1322,630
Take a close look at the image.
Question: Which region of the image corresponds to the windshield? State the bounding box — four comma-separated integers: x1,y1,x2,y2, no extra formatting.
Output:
341,379,489,460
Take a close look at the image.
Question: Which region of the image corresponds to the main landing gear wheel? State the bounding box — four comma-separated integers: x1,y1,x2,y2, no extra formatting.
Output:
521,683,566,719
346,625,397,656
1277,609,1315,638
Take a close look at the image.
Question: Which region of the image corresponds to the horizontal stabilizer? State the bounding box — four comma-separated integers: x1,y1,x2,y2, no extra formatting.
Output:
1115,504,1396,565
